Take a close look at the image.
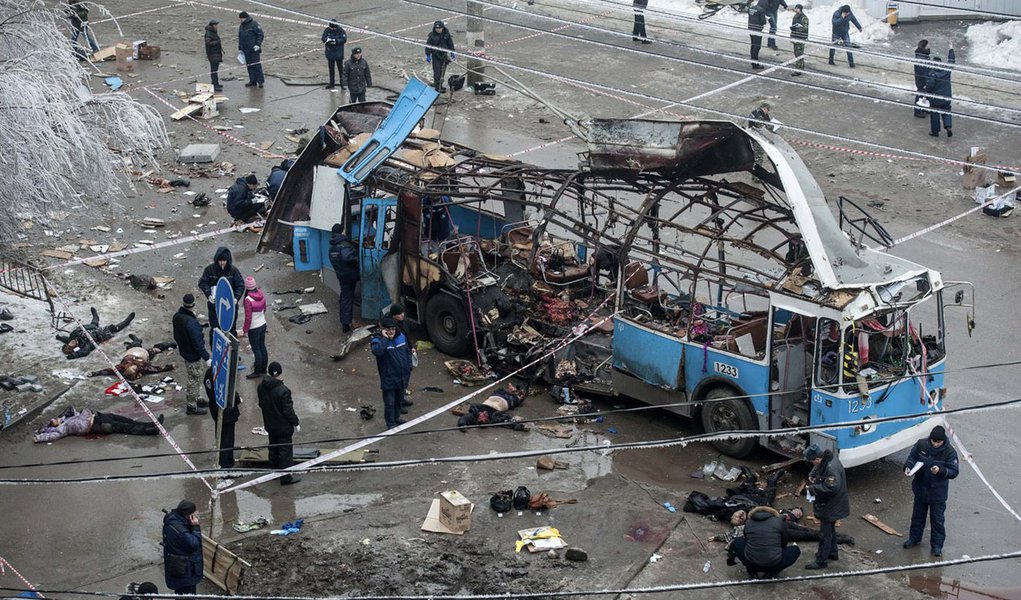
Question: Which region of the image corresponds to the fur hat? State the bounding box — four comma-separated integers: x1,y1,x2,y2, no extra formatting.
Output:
803,443,823,461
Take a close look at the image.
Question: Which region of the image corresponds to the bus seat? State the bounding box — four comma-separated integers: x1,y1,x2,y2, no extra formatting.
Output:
624,262,649,289
505,226,534,249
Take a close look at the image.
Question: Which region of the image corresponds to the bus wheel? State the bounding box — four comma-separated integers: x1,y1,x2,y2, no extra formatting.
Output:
425,294,470,356
700,387,757,458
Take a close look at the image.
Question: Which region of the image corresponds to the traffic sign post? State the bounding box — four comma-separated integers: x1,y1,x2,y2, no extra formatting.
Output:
215,276,237,333
211,327,238,491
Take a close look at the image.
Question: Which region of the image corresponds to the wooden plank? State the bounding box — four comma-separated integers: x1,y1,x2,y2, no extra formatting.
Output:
201,534,251,594
170,104,203,121
760,457,801,474
862,513,904,536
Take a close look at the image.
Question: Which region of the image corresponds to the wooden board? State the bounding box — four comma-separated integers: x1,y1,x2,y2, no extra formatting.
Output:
170,103,203,121
862,513,903,536
201,534,250,594
760,457,802,474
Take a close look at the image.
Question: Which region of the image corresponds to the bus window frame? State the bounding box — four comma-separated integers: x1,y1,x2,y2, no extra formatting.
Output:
815,317,844,395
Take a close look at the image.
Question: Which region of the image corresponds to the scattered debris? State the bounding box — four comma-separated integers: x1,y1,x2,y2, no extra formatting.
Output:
535,455,569,471
862,514,904,537
233,517,269,533
270,519,304,535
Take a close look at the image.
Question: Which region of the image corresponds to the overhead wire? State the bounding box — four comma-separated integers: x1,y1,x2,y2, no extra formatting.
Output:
5,356,1020,472
4,394,1021,484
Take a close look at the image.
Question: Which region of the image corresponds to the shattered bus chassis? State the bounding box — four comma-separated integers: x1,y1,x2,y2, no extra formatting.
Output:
261,92,967,466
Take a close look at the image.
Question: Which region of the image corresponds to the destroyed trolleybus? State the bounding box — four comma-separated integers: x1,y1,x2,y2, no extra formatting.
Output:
260,80,974,466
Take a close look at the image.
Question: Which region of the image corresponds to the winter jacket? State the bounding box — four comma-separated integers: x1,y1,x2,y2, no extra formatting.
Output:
66,1,89,28
172,307,209,362
238,16,264,54
790,11,809,40
633,0,648,9
204,24,223,62
33,408,94,442
64,324,115,359
328,232,360,284
807,451,850,522
904,438,959,504
162,510,203,591
371,331,413,390
198,247,245,305
742,506,789,567
765,0,787,12
226,177,256,220
425,22,455,62
913,45,931,88
242,289,267,333
748,107,772,128
204,366,241,424
748,1,768,32
831,8,862,37
266,160,292,200
322,23,347,60
342,57,372,94
924,49,955,109
258,376,299,436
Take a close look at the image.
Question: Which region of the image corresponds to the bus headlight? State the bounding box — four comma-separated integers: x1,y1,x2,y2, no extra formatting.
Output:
855,416,876,435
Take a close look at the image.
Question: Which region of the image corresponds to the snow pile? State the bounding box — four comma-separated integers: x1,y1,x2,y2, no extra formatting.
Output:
965,20,1021,72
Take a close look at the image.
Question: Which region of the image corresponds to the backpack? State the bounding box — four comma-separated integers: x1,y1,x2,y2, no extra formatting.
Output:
490,490,513,512
513,486,532,510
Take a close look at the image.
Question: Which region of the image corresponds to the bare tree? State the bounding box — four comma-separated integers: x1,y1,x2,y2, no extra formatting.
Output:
0,0,167,243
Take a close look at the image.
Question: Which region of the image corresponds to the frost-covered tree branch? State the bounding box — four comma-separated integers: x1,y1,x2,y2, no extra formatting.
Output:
0,0,167,244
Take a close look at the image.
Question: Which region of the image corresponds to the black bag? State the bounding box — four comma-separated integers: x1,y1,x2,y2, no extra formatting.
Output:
448,73,466,92
513,486,531,510
490,490,513,512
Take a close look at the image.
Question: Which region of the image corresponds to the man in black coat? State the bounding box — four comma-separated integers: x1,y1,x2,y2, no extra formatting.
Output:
764,0,787,50
322,21,347,89
728,506,800,579
632,0,651,44
425,20,455,93
204,20,223,91
162,500,203,595
924,46,956,137
903,425,959,557
803,444,850,569
342,47,372,103
328,223,360,332
747,0,768,70
913,39,931,118
258,362,301,485
204,366,241,468
172,294,211,415
238,11,265,88
226,174,265,223
197,246,246,345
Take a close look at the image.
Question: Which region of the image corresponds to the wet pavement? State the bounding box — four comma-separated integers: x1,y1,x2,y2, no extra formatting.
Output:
2,0,1021,597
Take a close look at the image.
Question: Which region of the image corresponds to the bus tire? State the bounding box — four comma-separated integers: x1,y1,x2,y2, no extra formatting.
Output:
425,294,470,357
700,387,757,458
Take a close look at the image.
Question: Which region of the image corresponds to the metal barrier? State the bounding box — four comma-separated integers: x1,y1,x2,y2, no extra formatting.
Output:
0,255,54,314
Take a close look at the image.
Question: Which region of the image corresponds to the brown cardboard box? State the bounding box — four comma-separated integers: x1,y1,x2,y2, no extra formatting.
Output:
115,43,135,72
139,45,161,60
438,491,472,533
962,147,987,190
997,171,1016,190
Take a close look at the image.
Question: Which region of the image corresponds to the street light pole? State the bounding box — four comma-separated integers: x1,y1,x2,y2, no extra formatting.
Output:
466,0,485,87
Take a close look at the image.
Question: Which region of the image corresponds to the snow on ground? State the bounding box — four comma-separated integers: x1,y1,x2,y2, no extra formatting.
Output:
965,20,1021,72
576,0,894,44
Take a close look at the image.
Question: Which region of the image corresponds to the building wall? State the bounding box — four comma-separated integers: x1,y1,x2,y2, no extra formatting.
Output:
864,0,1021,21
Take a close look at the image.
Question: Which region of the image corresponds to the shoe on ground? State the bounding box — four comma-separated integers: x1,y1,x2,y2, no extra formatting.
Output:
245,372,263,380
791,71,802,76
633,36,641,42
257,83,264,88
932,548,943,557
914,112,926,118
342,324,352,333
828,59,836,65
245,82,256,87
326,84,335,89
401,399,414,406
186,406,207,415
395,419,407,425
903,539,920,549
946,128,953,137
640,39,652,45
804,561,827,570
929,132,940,137
828,553,839,561
752,64,765,70
281,475,301,485
196,400,209,409
849,63,856,68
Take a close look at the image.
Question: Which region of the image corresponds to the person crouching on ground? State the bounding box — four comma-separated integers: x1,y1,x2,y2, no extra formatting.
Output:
371,317,413,429
241,276,269,379
727,506,800,579
226,173,266,223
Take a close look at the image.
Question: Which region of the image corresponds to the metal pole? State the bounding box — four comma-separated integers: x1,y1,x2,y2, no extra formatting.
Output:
466,0,485,87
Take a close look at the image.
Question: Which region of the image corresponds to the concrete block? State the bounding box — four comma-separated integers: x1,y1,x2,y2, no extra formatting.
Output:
178,144,221,163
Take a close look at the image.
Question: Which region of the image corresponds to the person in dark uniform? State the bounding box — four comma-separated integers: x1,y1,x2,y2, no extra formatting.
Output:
748,0,768,70
257,362,300,485
803,444,850,569
913,39,931,117
204,20,223,91
342,47,372,103
902,425,959,557
425,20,455,93
238,11,265,87
632,0,651,44
322,20,347,89
924,45,956,138
328,223,360,333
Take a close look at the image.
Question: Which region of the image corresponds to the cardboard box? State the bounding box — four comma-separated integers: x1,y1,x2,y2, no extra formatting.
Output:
132,40,147,59
139,45,161,60
962,147,987,190
997,171,1016,190
115,43,135,72
438,491,472,533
